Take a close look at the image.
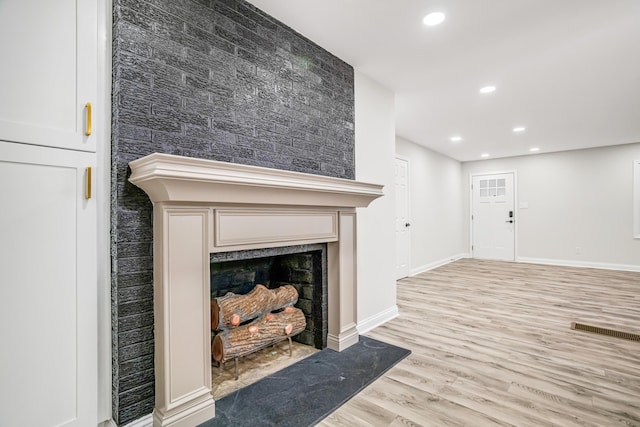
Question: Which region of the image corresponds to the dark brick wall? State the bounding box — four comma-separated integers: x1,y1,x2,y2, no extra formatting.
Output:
111,0,354,424
269,251,327,348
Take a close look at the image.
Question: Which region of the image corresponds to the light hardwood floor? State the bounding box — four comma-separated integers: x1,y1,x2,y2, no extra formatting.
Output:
319,259,640,427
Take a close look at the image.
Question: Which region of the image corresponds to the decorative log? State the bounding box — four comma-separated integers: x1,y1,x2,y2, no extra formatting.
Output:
211,284,299,330
212,307,306,363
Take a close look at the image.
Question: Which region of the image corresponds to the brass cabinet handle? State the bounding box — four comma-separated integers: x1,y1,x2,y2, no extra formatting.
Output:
86,102,92,136
86,166,92,199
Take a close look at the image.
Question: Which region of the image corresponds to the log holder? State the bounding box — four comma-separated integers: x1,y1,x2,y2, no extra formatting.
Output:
215,335,294,380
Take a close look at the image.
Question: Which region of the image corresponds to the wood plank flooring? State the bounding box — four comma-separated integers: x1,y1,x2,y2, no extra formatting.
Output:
319,259,640,427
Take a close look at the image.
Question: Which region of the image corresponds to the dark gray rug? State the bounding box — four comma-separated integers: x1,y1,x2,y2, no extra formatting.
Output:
199,335,411,427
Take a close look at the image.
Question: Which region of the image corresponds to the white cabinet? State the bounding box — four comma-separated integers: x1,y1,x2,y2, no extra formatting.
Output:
0,1,99,426
0,0,97,152
0,141,97,427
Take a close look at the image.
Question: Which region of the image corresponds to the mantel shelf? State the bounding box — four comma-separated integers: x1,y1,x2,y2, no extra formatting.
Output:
129,153,384,208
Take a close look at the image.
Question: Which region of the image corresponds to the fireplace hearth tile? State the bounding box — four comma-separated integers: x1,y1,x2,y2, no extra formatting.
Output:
211,340,318,400
201,336,411,427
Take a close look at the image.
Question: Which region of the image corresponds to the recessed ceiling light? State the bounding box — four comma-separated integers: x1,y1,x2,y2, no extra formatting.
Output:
479,85,496,94
450,136,463,142
513,126,526,133
529,147,540,152
480,153,490,158
423,12,446,26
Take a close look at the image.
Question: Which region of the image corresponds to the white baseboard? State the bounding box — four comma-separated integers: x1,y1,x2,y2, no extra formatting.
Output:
357,305,399,335
109,414,152,427
410,253,469,276
327,326,359,352
518,257,640,272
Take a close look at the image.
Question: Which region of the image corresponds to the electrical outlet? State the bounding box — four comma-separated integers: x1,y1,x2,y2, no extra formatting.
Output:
575,246,582,255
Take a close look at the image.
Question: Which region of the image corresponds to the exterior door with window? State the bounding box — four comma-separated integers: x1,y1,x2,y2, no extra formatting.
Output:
472,173,515,260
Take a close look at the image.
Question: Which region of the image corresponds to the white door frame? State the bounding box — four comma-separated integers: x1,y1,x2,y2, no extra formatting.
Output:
469,170,518,260
395,154,411,279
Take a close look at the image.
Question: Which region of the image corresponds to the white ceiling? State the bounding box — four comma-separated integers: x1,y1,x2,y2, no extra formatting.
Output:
247,0,640,162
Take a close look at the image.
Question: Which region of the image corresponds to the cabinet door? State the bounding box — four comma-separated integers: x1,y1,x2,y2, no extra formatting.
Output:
0,0,97,152
0,141,97,427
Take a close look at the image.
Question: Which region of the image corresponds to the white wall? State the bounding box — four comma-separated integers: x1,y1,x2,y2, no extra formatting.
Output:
462,143,640,270
396,137,467,274
354,71,398,333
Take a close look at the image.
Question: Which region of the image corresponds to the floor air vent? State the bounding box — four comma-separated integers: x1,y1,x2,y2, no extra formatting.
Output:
571,322,640,341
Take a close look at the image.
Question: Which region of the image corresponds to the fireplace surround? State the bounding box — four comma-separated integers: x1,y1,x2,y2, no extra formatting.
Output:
129,153,383,427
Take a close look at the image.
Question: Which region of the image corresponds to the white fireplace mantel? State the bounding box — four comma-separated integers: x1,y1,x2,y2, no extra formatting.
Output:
128,153,383,207
128,153,384,427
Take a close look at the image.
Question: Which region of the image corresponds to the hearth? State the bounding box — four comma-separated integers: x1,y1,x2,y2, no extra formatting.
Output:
128,153,383,427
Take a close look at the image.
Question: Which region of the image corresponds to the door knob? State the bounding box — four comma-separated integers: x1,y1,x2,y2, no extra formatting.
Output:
405,223,411,227
505,220,513,223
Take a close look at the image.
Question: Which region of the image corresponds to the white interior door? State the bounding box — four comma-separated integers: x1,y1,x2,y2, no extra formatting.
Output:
472,173,515,260
0,141,97,427
395,157,410,279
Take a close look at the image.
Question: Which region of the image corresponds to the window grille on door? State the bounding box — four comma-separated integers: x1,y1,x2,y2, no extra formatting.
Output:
479,178,506,197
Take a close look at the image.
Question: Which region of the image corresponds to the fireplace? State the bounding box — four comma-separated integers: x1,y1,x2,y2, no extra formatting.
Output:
128,153,383,427
211,244,327,349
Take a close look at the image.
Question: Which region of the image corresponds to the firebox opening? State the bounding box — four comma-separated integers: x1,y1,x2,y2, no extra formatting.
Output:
210,244,328,350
